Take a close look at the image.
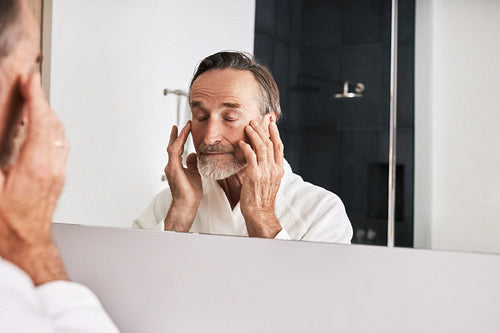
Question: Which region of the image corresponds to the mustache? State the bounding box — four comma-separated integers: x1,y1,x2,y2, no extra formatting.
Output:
198,143,234,154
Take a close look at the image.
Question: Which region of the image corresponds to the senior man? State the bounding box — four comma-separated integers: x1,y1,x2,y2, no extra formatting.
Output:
0,0,118,331
134,51,352,243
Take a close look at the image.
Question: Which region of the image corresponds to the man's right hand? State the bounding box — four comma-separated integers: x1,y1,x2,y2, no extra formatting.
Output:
163,121,202,232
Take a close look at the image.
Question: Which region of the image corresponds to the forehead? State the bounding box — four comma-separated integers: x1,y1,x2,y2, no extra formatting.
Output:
190,68,260,104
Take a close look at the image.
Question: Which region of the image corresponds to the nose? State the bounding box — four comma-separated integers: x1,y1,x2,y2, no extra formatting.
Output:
203,118,223,145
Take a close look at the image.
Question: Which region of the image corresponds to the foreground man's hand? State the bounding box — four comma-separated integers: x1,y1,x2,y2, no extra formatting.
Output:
164,121,202,232
239,120,284,238
0,72,69,285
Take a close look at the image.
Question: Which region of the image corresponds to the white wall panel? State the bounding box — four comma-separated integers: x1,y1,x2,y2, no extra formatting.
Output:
49,0,255,227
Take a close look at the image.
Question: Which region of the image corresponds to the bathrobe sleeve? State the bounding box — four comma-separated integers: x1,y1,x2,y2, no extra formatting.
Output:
274,228,292,240
0,258,119,333
132,188,172,230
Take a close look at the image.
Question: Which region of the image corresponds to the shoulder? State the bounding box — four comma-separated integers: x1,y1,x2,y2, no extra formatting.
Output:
279,160,344,209
276,160,352,243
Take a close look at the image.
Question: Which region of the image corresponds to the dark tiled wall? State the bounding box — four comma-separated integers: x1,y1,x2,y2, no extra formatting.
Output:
255,0,415,246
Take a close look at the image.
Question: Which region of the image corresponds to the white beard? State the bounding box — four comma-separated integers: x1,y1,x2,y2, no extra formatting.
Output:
197,154,246,180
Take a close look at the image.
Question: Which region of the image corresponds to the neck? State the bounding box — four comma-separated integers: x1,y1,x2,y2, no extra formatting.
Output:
217,168,246,210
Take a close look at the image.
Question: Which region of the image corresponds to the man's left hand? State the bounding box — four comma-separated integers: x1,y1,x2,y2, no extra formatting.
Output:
238,120,284,238
0,72,69,285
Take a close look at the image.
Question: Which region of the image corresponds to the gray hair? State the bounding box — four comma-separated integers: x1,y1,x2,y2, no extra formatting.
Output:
190,51,282,120
0,0,22,59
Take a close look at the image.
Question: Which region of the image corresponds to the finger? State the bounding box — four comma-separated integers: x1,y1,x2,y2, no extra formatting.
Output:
269,121,283,166
186,152,198,171
17,73,67,165
246,122,267,163
168,125,178,149
239,140,257,167
18,73,42,138
166,125,183,170
167,121,191,168
177,120,191,146
20,73,62,143
250,119,270,142
169,121,191,150
42,129,69,182
18,72,37,102
49,137,69,189
251,120,275,163
19,72,50,127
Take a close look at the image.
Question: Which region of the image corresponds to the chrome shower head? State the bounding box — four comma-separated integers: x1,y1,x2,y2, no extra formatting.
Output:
331,81,364,99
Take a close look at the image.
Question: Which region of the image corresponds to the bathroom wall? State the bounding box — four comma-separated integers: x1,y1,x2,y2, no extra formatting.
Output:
414,0,500,253
48,0,255,227
254,0,415,247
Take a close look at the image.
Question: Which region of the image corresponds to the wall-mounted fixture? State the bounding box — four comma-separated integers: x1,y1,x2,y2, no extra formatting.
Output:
163,88,189,126
163,89,188,97
331,81,365,99
163,88,189,123
163,88,189,127
162,88,192,181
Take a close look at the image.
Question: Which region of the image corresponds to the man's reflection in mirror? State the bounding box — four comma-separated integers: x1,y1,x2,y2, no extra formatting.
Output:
133,51,352,243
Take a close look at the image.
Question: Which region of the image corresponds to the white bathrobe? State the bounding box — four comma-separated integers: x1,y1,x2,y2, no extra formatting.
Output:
0,257,118,332
133,160,353,244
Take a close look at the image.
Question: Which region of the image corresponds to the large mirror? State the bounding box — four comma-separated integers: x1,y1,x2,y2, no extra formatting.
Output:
43,0,500,254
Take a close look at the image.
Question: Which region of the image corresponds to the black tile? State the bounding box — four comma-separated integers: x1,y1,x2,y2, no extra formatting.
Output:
290,0,303,41
255,0,275,31
337,129,380,213
341,0,387,46
396,45,415,129
280,127,302,170
302,0,343,48
253,31,275,69
274,0,292,40
298,126,339,189
272,42,291,90
301,48,342,80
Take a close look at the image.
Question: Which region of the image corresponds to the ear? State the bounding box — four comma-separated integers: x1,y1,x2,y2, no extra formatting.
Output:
263,112,277,136
268,111,277,123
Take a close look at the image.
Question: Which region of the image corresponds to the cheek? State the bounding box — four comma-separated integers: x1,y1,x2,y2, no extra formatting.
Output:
228,128,248,160
190,123,203,149
226,125,247,145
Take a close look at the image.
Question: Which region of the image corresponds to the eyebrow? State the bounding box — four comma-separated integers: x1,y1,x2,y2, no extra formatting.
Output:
221,102,242,109
190,100,203,108
190,100,243,110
